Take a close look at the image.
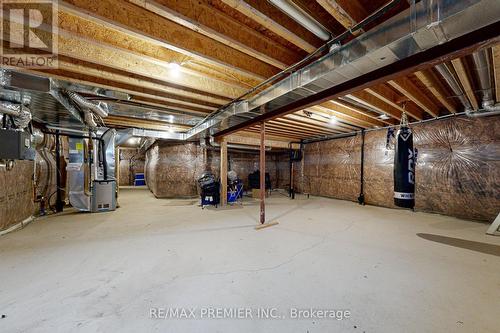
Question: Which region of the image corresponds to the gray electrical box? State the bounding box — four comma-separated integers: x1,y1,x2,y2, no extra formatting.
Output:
0,129,35,160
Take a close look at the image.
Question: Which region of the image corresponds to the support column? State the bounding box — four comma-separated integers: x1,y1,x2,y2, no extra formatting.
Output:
220,137,228,206
260,122,266,224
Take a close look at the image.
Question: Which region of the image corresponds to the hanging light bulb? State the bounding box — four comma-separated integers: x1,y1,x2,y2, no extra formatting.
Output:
329,115,338,124
167,62,181,78
168,115,174,123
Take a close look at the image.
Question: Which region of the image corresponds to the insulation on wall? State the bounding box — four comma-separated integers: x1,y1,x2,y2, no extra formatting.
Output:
145,142,290,198
145,142,205,198
0,161,35,231
298,136,362,201
34,134,57,208
296,116,500,222
119,149,145,186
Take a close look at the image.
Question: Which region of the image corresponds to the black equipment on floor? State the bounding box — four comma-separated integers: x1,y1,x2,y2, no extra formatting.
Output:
248,170,271,190
394,116,415,209
198,172,220,208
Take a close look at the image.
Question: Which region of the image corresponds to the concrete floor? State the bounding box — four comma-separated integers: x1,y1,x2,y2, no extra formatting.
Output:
1,188,499,333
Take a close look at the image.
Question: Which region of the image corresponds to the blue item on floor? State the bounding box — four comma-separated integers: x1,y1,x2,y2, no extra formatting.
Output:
134,173,146,186
227,182,243,204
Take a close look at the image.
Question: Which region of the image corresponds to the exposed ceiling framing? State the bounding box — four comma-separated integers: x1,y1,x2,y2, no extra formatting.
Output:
1,0,499,144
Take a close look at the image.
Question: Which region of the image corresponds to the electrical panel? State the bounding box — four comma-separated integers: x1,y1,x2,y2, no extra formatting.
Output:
0,129,35,160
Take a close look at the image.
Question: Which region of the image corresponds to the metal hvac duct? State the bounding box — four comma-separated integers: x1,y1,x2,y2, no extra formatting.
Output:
434,63,473,112
268,0,330,40
187,0,500,139
0,100,32,129
471,49,500,116
67,91,109,118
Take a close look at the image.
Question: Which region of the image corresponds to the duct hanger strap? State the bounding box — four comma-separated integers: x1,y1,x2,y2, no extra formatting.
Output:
400,102,409,127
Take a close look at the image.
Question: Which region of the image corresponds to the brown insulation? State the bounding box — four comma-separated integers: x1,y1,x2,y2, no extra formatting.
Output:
34,134,57,208
296,116,500,222
0,161,35,231
119,149,145,186
145,142,205,198
297,136,362,201
145,142,290,198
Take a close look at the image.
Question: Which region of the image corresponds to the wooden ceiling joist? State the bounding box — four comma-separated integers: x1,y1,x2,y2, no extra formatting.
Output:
55,59,228,106
269,119,341,136
225,133,299,149
127,0,301,69
324,101,388,127
364,84,424,120
55,30,246,98
104,115,190,131
246,127,303,139
237,131,300,143
6,15,247,100
316,0,358,32
263,121,335,137
493,45,500,103
219,0,318,52
213,21,500,138
388,77,440,117
58,11,260,89
61,0,277,80
296,108,365,131
414,70,457,114
33,64,227,111
280,114,347,133
348,91,403,120
451,58,480,110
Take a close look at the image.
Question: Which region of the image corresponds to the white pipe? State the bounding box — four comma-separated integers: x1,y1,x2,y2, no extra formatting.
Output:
268,0,330,40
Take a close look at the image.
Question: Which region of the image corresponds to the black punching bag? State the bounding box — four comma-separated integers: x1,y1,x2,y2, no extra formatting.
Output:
394,125,415,208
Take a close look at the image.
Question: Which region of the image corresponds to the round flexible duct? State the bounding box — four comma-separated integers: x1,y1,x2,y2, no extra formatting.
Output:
0,100,32,129
67,91,109,118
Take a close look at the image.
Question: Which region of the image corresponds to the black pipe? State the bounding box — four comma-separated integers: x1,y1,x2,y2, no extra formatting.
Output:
54,130,64,212
100,128,113,181
358,130,365,205
303,132,358,144
289,151,293,198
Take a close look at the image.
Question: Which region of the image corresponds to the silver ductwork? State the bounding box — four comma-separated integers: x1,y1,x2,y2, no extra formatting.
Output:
31,128,45,148
187,0,500,138
49,89,85,124
268,0,330,40
84,110,98,128
435,63,473,112
470,49,500,116
67,91,109,118
0,100,32,129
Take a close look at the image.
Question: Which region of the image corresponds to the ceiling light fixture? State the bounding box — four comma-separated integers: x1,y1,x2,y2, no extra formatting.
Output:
167,62,181,78
378,114,390,120
329,115,338,124
168,115,174,123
